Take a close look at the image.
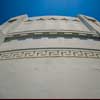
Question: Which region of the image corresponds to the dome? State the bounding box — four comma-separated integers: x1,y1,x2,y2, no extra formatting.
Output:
0,14,100,99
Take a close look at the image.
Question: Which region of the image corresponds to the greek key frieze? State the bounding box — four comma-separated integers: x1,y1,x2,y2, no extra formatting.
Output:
0,48,100,60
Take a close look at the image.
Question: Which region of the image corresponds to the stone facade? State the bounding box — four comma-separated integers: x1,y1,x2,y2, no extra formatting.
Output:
0,15,100,98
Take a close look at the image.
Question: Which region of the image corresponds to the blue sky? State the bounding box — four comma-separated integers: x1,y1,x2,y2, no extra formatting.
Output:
0,0,100,24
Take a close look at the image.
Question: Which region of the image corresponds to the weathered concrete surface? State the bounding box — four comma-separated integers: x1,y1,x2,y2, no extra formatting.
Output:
0,15,100,98
0,58,100,98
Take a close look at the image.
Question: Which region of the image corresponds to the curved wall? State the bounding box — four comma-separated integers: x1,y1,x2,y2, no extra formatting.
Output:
0,15,100,98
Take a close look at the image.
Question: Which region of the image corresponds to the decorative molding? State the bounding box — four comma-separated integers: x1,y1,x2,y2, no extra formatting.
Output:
79,15,100,36
4,31,100,42
0,48,100,60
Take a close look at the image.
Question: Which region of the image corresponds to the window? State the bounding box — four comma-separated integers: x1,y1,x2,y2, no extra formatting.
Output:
39,18,45,20
49,18,57,20
61,18,68,20
8,19,17,23
73,19,80,22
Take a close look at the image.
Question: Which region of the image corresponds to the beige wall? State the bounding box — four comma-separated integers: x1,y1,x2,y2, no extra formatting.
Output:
0,38,100,51
0,56,100,98
0,15,100,98
0,38,100,98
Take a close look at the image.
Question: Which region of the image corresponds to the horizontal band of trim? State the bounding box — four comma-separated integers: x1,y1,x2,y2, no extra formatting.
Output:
0,48,100,60
4,32,100,42
0,47,100,52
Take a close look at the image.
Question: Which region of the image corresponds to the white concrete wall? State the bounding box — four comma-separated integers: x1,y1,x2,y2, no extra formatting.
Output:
0,15,100,98
0,57,100,98
0,38,100,51
0,38,100,98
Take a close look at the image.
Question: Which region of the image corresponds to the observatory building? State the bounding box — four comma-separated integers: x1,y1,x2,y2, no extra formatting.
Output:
0,15,100,98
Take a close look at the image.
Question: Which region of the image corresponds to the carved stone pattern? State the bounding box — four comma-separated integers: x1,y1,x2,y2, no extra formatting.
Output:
0,48,100,60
